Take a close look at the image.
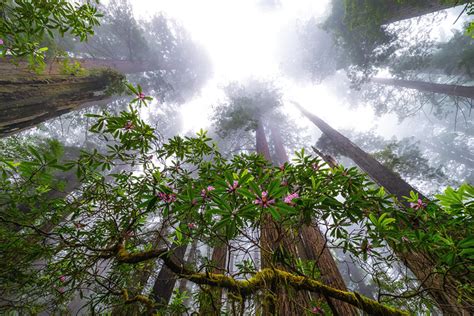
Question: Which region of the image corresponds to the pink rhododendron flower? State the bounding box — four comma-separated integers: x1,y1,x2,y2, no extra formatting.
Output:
227,180,239,193
254,191,275,208
59,275,66,283
201,186,215,198
410,199,426,210
0,39,3,45
56,287,65,294
137,92,145,100
187,223,197,230
284,192,299,205
279,164,285,171
157,192,176,203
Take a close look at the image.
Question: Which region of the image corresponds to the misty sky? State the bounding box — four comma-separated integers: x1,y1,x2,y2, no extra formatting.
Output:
124,0,467,147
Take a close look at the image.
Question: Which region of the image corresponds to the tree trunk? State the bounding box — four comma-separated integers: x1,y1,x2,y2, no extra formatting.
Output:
270,123,358,315
382,0,470,24
348,0,470,25
0,64,124,137
150,243,188,309
199,245,227,315
296,102,473,315
177,241,198,308
372,77,474,100
268,122,289,165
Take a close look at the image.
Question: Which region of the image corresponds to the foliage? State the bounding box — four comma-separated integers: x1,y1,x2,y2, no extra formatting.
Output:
59,58,87,76
0,86,472,314
0,0,102,71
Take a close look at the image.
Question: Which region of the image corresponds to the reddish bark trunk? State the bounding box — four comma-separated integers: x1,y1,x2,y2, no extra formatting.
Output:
372,77,474,99
0,64,123,137
270,125,357,315
297,103,473,315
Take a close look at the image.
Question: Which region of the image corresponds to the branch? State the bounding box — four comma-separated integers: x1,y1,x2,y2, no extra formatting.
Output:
114,244,408,315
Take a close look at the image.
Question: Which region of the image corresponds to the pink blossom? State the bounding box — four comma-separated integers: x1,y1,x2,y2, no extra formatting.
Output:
254,191,275,208
410,199,426,210
279,164,285,171
59,275,66,283
56,287,65,294
0,39,3,45
187,223,197,230
280,180,288,186
137,92,145,100
227,180,239,193
157,192,176,203
284,192,299,205
311,306,324,314
201,186,215,198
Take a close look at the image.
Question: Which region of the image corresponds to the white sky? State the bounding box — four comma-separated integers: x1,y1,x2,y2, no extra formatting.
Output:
128,0,465,141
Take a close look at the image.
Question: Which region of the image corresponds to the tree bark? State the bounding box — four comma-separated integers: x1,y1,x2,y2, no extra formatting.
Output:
150,243,188,309
372,77,474,100
381,0,470,24
270,123,357,315
296,102,473,315
0,64,124,138
347,0,470,25
199,245,227,315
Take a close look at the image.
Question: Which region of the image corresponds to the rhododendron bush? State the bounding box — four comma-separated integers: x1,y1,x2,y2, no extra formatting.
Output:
0,87,472,315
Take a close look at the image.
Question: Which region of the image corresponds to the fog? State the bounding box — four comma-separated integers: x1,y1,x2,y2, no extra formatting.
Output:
1,0,473,315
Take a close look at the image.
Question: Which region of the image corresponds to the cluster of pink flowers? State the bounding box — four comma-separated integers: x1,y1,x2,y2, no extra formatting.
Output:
201,185,215,198
226,180,239,193
410,199,426,210
0,39,3,45
157,192,177,203
187,222,197,230
254,191,275,208
137,92,146,100
124,120,134,130
284,192,299,205
59,275,66,283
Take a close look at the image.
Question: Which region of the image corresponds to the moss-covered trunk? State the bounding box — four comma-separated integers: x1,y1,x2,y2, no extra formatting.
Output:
297,103,473,315
0,63,123,137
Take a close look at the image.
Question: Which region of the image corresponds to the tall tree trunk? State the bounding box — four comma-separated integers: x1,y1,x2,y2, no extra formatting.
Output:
199,245,227,315
270,123,358,315
347,0,470,25
177,240,198,308
0,64,123,137
296,102,473,315
372,77,474,100
150,243,188,310
381,0,469,24
268,122,289,165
